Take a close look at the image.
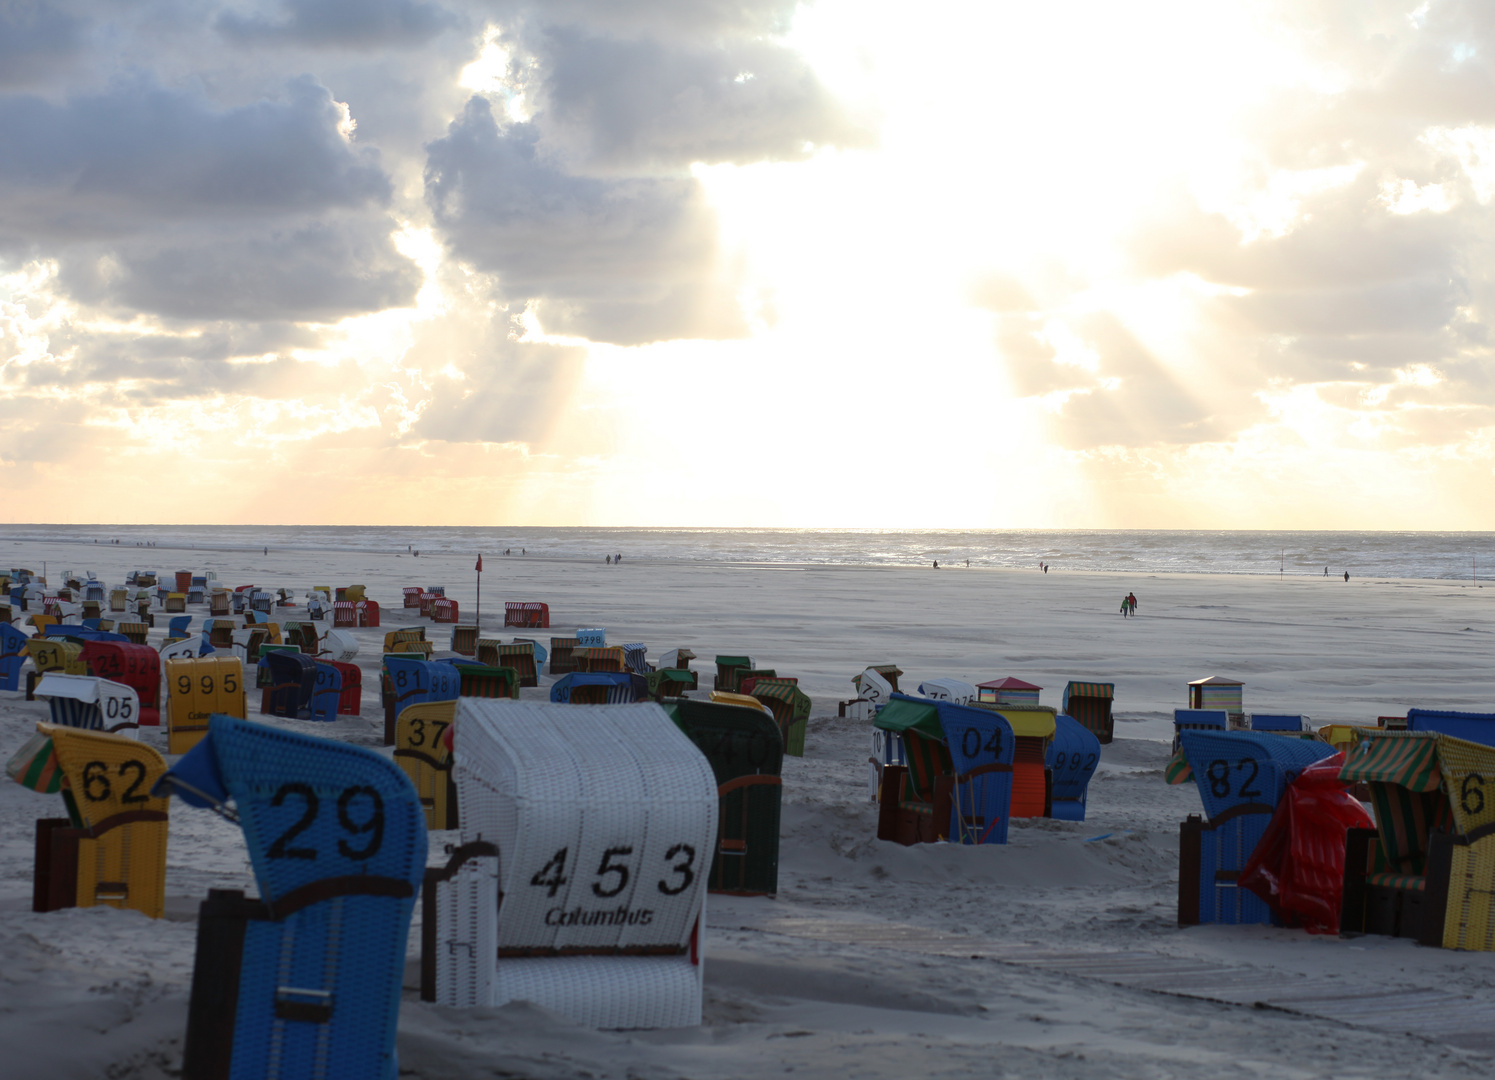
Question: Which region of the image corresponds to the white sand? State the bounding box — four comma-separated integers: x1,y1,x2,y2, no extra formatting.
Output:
1,542,1492,1078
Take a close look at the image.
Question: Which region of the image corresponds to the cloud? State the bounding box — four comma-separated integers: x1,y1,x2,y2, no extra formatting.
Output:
523,24,869,171
425,97,745,343
0,75,390,244
217,0,459,50
0,1,83,87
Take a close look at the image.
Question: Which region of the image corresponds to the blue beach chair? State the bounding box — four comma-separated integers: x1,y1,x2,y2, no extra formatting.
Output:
157,715,425,1079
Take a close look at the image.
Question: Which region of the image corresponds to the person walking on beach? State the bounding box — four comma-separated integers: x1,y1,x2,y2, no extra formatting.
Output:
1127,592,1138,615
1344,570,1350,582
1120,596,1130,617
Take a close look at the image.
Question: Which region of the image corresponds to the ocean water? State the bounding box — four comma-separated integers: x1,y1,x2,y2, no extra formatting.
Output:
0,525,1491,581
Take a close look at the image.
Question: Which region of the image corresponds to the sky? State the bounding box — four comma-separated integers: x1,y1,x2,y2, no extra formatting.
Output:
2,0,1494,528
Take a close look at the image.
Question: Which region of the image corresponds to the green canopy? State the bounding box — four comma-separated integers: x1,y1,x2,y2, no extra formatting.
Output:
873,697,944,741
716,655,752,667
1339,732,1442,792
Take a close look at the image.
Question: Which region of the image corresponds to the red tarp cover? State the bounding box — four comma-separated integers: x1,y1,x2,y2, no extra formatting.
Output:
1239,752,1372,934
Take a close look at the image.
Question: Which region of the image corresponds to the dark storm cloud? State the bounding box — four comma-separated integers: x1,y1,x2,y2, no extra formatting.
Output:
425,97,744,343
0,75,389,243
217,0,459,49
0,0,84,87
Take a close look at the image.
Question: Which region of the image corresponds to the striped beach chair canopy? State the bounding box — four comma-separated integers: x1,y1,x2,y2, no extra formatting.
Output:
1180,729,1337,821
1061,680,1113,709
35,674,140,736
622,643,649,675
1339,731,1454,881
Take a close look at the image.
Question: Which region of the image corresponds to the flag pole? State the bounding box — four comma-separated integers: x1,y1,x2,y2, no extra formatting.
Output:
476,553,483,628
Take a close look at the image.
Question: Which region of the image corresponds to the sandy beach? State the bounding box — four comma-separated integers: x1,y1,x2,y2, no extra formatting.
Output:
1,543,1492,1079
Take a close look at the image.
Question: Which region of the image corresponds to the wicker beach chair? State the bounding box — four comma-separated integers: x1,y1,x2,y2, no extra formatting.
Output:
257,649,317,719
34,674,141,736
748,677,812,757
1062,681,1115,744
23,724,169,918
80,641,161,726
159,716,425,1079
395,701,458,830
548,636,581,675
667,698,783,896
1177,730,1336,926
550,671,647,704
164,655,245,754
458,664,520,700
574,645,626,673
1047,713,1101,820
713,655,753,692
439,699,716,1026
874,696,962,845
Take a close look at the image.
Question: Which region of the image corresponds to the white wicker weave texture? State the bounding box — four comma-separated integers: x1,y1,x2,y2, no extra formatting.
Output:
453,699,719,1028
435,853,500,1008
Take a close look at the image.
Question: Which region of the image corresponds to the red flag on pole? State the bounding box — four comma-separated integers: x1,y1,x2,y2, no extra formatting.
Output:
475,554,483,572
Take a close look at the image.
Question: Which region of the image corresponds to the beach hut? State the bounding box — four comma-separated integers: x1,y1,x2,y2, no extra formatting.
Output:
19,724,169,918
158,716,424,1078
917,678,977,705
1188,676,1244,726
395,700,458,830
549,671,647,704
503,602,549,629
548,636,580,675
1047,714,1101,820
667,698,783,896
1176,730,1336,926
749,677,813,758
1062,681,1115,744
973,703,1056,818
874,694,1017,846
977,677,1042,707
433,699,715,1025
714,655,753,693
34,674,141,736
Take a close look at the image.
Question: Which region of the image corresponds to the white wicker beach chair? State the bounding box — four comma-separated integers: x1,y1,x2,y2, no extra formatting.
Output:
446,699,718,1028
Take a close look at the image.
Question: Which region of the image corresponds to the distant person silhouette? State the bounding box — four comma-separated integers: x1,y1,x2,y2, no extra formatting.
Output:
1344,570,1350,582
